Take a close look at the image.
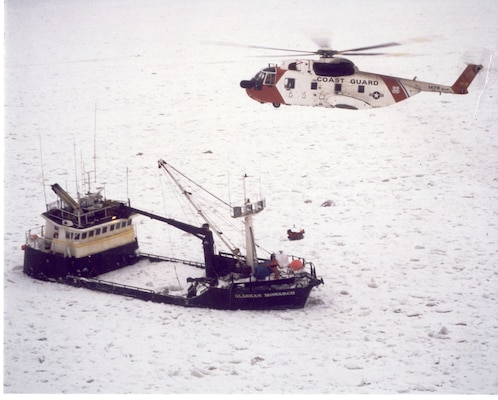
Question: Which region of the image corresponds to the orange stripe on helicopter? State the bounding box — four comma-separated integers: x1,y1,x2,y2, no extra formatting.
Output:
380,76,410,103
245,67,286,105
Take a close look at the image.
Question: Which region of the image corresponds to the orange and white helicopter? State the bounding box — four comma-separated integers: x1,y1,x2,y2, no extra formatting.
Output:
237,41,483,110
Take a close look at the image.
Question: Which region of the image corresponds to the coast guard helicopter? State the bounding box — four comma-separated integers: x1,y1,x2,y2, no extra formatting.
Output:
236,41,483,110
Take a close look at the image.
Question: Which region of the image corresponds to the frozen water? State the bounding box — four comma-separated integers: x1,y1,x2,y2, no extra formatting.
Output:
4,0,498,394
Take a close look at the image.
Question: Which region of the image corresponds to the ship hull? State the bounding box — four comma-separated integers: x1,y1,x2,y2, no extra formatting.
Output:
190,284,315,310
23,239,140,280
65,270,319,310
23,243,321,310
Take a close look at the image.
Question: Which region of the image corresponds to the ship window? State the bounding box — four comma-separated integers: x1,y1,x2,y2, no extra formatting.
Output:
335,83,342,93
82,232,87,239
65,231,71,239
102,227,107,233
127,220,132,226
89,230,94,238
311,82,318,90
96,228,101,235
74,233,80,240
358,85,365,93
121,221,127,228
110,224,115,231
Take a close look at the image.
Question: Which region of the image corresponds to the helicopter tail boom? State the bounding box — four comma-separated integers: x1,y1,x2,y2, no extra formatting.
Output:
398,63,483,96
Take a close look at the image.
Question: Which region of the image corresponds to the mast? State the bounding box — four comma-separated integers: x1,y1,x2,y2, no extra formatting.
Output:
231,174,266,272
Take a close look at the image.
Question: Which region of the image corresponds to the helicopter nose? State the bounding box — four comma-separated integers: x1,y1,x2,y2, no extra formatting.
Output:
240,79,255,89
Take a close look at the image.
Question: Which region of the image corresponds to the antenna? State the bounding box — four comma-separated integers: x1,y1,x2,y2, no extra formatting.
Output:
93,102,97,183
38,133,48,208
73,140,79,194
126,167,129,202
80,149,84,194
243,173,248,203
227,169,232,206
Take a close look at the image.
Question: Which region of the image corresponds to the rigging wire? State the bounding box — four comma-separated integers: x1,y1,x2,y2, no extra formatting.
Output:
165,162,232,208
158,160,268,257
157,162,272,288
159,172,183,289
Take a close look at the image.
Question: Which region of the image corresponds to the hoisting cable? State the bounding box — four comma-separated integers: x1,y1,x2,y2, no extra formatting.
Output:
159,172,183,289
164,161,232,208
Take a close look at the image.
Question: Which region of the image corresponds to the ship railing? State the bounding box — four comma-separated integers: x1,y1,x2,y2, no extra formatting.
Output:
218,251,318,279
139,252,206,269
46,200,59,211
66,275,156,296
285,255,317,276
48,200,130,227
25,226,52,252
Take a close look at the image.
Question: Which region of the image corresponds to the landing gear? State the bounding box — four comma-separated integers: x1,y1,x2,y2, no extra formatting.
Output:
272,103,281,108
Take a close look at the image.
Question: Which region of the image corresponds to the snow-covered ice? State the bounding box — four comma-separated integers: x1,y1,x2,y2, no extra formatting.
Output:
3,0,498,394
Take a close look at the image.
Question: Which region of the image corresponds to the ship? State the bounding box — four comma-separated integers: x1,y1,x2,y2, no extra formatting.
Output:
22,159,323,310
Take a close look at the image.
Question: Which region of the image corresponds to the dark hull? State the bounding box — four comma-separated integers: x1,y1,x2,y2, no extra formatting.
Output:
24,246,321,310
65,273,317,310
23,240,140,280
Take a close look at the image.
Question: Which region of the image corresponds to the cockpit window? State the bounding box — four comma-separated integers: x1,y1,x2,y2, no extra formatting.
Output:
254,71,265,89
254,66,277,89
264,72,276,85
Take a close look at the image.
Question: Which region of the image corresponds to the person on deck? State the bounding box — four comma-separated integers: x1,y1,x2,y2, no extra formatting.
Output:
269,253,280,280
253,253,280,280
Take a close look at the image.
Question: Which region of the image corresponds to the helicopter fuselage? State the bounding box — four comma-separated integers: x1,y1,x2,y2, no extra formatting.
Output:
240,57,483,110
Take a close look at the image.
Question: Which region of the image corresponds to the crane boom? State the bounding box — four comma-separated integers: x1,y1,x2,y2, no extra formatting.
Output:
122,205,218,279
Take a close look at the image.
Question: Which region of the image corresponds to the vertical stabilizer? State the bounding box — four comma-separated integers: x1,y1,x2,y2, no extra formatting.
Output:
451,64,483,94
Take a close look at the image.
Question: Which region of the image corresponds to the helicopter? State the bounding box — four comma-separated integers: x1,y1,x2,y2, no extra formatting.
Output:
237,41,484,110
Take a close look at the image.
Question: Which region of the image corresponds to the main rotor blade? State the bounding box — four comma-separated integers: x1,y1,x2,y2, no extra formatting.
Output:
252,53,318,58
342,52,414,57
340,52,394,56
204,41,317,55
337,42,401,54
205,40,415,59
